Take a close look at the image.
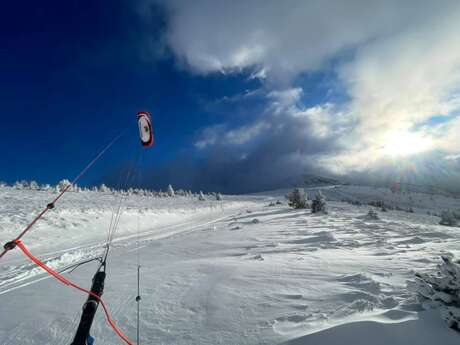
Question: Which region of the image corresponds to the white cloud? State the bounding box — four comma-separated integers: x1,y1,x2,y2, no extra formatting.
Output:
194,124,224,149
431,116,460,153
267,88,303,114
340,8,460,133
225,122,270,145
195,121,270,148
153,0,460,179
159,0,430,80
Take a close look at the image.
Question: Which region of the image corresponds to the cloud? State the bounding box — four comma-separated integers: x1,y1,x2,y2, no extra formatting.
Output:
143,0,460,191
195,121,270,149
194,124,225,149
185,88,350,192
432,115,460,153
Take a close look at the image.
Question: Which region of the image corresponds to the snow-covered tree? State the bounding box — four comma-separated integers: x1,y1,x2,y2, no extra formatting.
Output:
440,211,458,227
29,181,39,190
216,192,223,201
198,191,206,201
0,181,6,188
57,179,72,192
40,184,51,191
409,256,460,330
167,184,175,197
14,181,26,190
366,209,379,220
99,183,109,192
311,190,327,214
286,188,308,209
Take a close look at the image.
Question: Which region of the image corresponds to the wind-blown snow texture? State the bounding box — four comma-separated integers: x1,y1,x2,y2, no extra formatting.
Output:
0,185,460,344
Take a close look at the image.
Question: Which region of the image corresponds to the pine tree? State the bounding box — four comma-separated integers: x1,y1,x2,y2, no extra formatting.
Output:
167,184,175,197
311,190,327,214
440,211,458,226
286,188,308,209
366,209,379,220
57,179,72,192
14,181,25,190
29,181,39,190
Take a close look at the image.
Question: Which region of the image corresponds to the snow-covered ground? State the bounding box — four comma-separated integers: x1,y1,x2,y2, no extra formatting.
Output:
1,185,460,344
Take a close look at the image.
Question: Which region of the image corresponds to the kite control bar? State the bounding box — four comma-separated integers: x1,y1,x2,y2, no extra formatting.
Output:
71,265,106,345
13,240,134,344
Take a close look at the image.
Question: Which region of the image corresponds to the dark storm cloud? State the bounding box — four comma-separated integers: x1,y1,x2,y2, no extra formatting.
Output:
140,89,349,193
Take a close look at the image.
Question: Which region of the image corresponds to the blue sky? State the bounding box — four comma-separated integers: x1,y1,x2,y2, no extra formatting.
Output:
1,1,460,193
0,1,261,188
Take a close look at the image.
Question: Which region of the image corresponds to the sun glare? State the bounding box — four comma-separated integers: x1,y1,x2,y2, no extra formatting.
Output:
381,131,433,156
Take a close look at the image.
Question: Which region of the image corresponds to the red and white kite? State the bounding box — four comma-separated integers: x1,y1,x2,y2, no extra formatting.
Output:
137,111,154,148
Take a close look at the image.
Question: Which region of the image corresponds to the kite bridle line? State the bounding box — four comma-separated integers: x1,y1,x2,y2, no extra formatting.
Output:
0,130,126,259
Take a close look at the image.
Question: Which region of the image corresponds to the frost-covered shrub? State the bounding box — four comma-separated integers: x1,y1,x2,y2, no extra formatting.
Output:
286,188,308,209
216,193,223,201
440,211,458,227
410,256,460,330
198,191,206,201
29,181,39,190
311,190,327,214
366,209,379,220
167,184,175,197
40,184,50,191
57,179,72,192
441,211,458,226
14,180,27,190
98,183,109,192
0,181,6,188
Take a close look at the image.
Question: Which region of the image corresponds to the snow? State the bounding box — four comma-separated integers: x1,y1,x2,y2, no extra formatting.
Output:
1,185,460,344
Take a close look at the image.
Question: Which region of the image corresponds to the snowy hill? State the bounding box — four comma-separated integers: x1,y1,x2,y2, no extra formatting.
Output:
1,185,460,344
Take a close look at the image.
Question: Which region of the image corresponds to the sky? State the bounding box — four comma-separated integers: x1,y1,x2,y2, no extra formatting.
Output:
1,1,460,193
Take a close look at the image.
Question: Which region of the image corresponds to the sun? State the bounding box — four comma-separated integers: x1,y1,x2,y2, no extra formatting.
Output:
381,131,433,156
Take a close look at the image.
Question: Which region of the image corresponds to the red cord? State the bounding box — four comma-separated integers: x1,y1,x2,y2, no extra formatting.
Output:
14,240,134,345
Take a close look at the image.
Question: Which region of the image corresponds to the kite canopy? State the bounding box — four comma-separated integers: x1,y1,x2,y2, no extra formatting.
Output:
137,111,154,147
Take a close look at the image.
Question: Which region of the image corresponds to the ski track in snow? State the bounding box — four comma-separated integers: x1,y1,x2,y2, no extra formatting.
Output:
1,185,460,344
0,189,253,296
